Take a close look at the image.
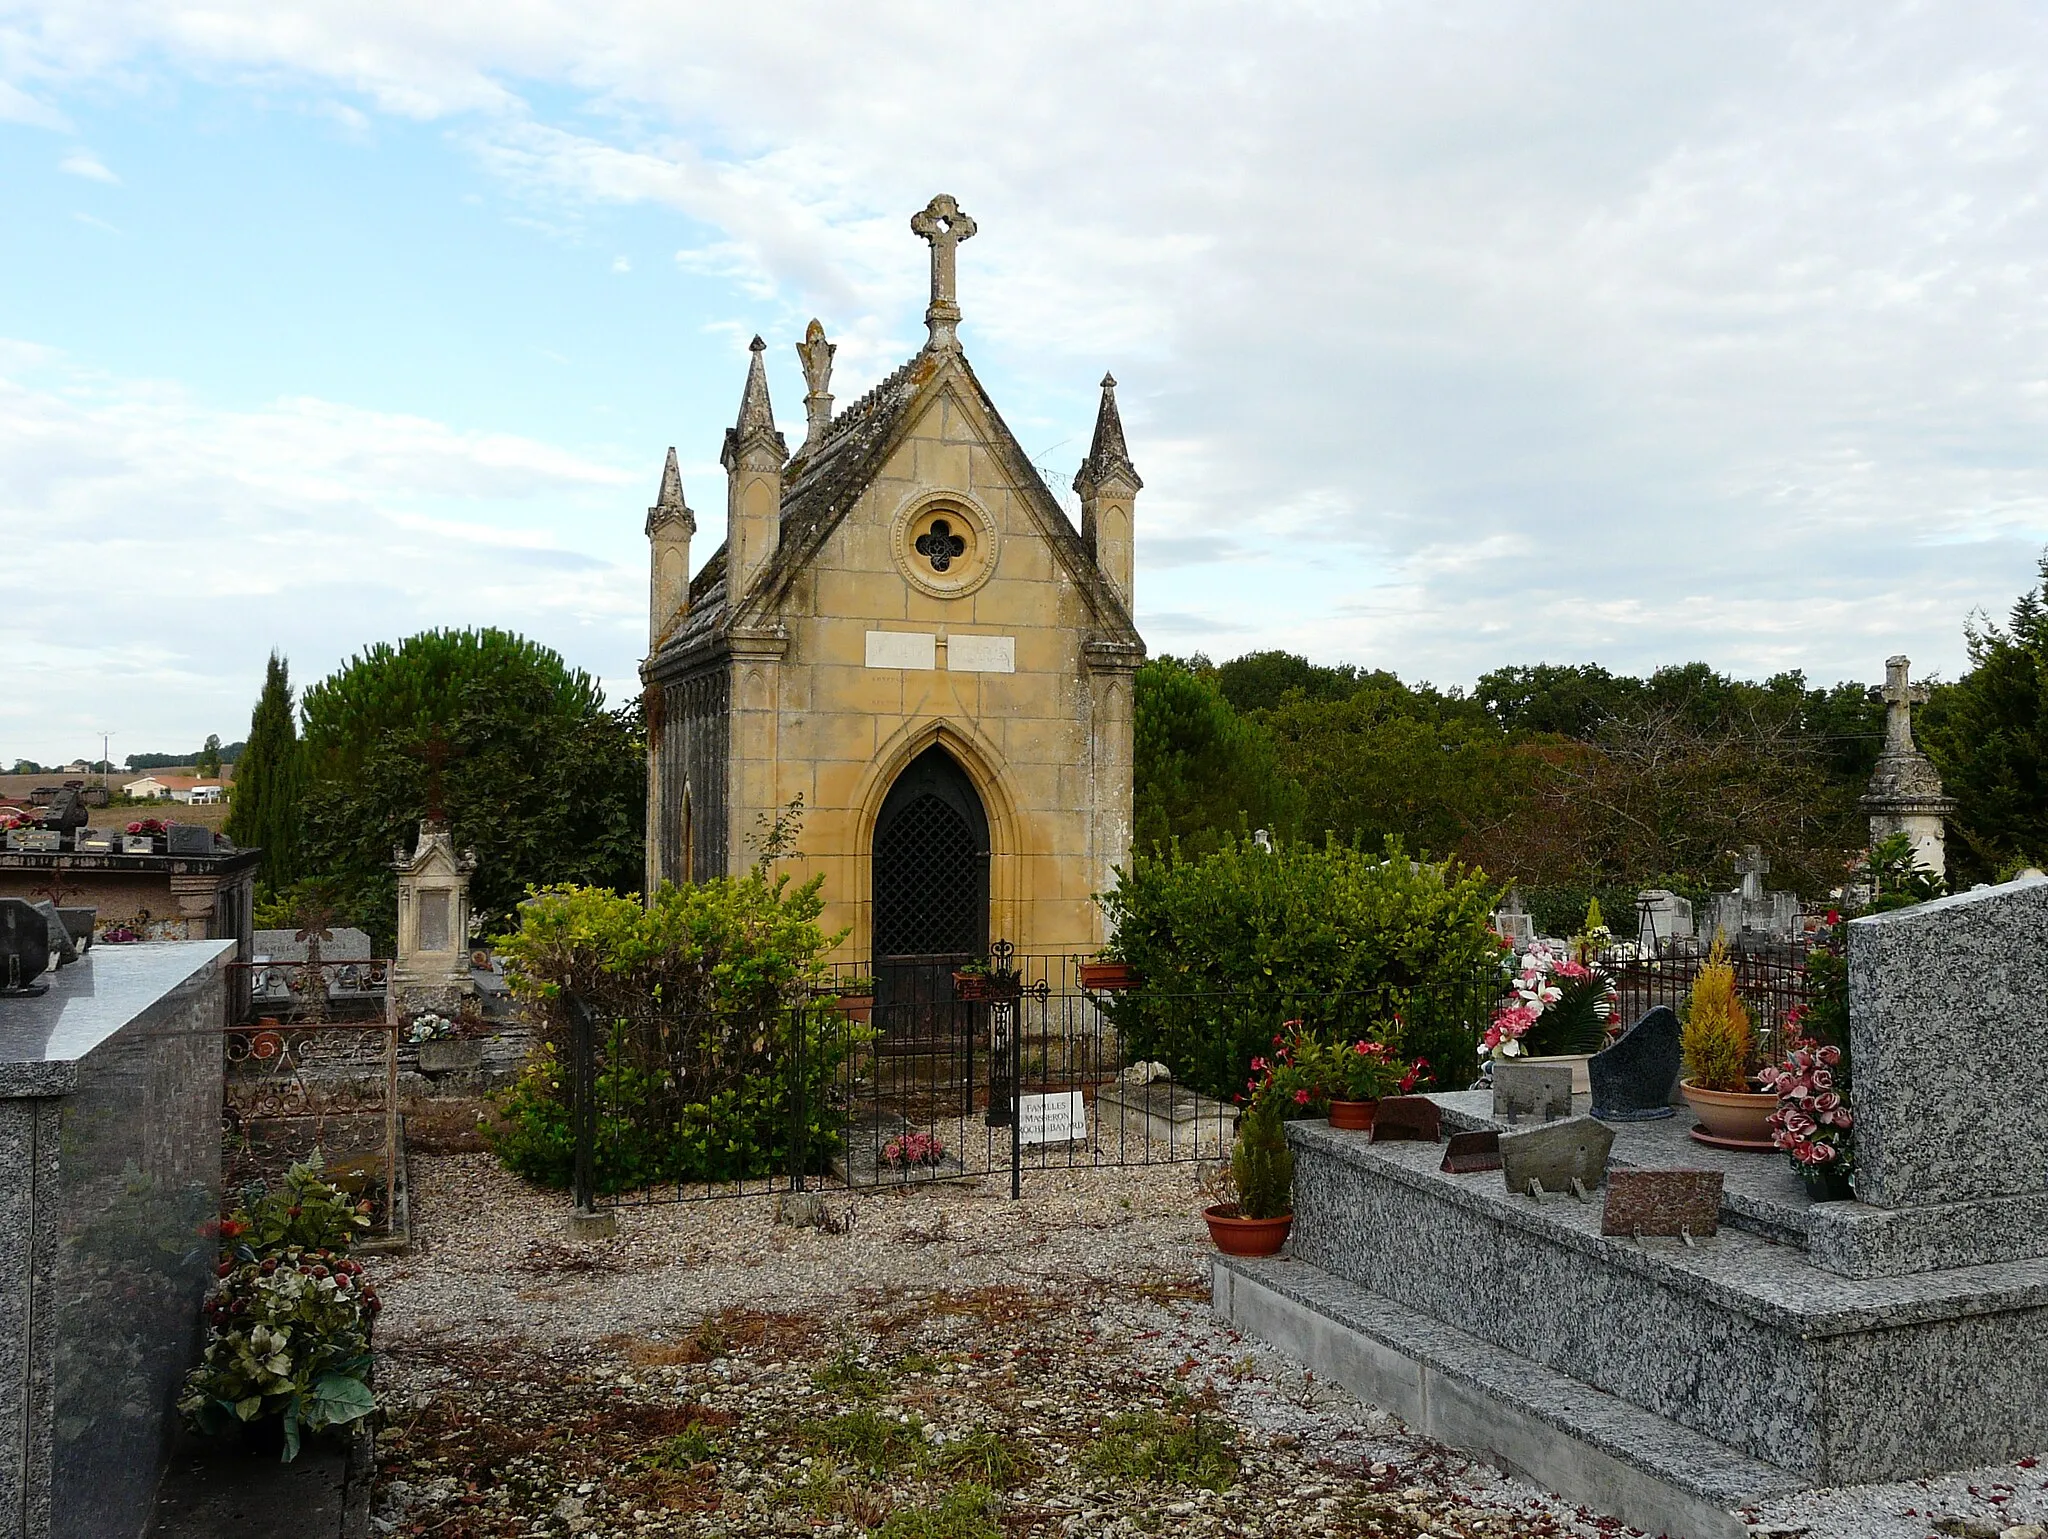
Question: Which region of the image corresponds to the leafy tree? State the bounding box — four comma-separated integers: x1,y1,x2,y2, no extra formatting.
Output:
1917,555,2048,880
225,653,307,889
1214,650,1364,711
1133,658,1292,853
1477,663,1641,738
196,734,223,778
298,628,643,949
7,760,40,775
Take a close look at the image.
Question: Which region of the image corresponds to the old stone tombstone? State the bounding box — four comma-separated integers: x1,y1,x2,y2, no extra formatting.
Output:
1634,889,1694,953
1369,1096,1442,1143
1492,1061,1572,1123
1601,1169,1723,1238
1441,1129,1502,1173
1500,1115,1614,1198
1492,888,1534,949
1849,875,2048,1207
1588,1006,1683,1121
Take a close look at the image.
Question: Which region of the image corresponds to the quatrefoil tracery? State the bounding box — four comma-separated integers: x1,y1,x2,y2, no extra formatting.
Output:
915,518,968,573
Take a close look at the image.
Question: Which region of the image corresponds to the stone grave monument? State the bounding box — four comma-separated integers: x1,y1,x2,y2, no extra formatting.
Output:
1215,874,2048,1539
1704,845,1800,946
1860,655,1956,882
1632,889,1694,955
391,820,476,1016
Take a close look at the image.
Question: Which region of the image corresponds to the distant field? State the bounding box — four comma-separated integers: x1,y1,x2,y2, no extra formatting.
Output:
0,769,235,833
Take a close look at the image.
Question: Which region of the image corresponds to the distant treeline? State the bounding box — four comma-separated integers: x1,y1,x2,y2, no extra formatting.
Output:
1137,557,2048,900
125,743,245,770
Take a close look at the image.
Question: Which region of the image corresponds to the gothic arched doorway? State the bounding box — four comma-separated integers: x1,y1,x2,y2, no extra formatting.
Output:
871,745,989,1014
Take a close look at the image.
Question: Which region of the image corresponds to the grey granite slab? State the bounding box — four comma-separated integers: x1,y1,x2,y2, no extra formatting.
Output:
1588,1005,1684,1121
0,943,234,1096
1214,1253,1804,1522
1287,1116,2048,1481
1849,876,2048,1209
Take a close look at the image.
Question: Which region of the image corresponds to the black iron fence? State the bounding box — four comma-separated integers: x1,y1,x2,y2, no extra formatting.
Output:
560,944,1814,1210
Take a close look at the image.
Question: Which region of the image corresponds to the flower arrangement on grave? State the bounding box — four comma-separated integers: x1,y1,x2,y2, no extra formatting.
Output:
1759,1038,1853,1188
1270,1023,1423,1127
880,1130,947,1169
1481,940,1616,1063
180,1162,379,1461
125,818,168,837
406,1011,456,1044
1758,913,1855,1195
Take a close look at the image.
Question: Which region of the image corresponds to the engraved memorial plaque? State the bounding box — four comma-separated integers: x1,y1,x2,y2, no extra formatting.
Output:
1499,1115,1614,1196
1441,1129,1502,1173
1492,1062,1572,1123
1369,1096,1442,1143
1601,1168,1723,1238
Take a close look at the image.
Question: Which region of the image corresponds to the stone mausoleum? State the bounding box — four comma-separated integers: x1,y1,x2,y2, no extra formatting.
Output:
641,195,1145,975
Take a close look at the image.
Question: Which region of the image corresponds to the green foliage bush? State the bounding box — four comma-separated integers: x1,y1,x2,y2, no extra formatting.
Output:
487,874,861,1193
1098,834,1502,1098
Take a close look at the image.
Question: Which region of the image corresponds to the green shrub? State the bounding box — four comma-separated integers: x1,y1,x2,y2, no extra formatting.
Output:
1098,834,1501,1098
224,1160,373,1256
486,874,863,1192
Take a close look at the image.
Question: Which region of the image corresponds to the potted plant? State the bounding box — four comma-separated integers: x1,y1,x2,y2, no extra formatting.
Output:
952,958,992,1002
1079,952,1141,992
1278,1026,1418,1131
1482,916,1616,1093
833,975,876,1023
1679,936,1775,1148
1204,1092,1293,1256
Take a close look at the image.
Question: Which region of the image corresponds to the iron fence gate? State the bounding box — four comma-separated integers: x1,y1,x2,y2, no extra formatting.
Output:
560,944,1813,1211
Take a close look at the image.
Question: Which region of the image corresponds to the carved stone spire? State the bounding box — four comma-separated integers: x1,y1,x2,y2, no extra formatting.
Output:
1074,373,1142,496
645,447,694,538
910,194,977,351
728,335,781,449
795,319,836,452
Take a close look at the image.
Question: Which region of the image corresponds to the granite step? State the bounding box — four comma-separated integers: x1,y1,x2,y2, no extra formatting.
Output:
1213,1252,1805,1539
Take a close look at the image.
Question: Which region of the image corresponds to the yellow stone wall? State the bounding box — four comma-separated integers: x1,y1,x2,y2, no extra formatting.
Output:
725,381,1134,962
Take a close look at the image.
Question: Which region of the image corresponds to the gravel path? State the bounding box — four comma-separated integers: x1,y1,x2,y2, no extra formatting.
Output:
365,1155,2048,1539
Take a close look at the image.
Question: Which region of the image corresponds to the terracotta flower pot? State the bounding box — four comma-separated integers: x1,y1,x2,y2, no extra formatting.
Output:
1681,1080,1778,1148
1203,1203,1292,1257
1327,1099,1377,1131
1079,961,1141,992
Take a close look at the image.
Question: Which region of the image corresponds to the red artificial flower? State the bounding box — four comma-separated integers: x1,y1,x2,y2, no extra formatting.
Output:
1293,1089,1310,1105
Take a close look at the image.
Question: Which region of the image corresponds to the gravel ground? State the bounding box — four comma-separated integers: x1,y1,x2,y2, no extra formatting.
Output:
365,1155,2048,1539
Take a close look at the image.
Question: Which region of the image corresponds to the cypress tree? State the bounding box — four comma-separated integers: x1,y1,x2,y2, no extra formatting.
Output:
226,652,305,888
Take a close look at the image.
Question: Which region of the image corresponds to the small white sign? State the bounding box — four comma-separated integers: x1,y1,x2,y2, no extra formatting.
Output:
1017,1090,1087,1147
947,633,1015,673
865,630,937,670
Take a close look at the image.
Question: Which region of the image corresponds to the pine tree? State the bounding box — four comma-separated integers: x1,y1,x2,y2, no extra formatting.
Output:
226,653,305,888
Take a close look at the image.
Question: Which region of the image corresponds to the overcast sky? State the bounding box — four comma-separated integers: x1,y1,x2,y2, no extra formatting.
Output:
4,3,2048,763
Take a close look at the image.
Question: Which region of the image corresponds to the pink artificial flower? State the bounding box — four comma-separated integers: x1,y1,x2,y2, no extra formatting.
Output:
1833,1108,1853,1129
1812,1141,1837,1163
1251,1057,1268,1073
1810,1068,1834,1090
1817,1046,1841,1067
1814,1092,1840,1113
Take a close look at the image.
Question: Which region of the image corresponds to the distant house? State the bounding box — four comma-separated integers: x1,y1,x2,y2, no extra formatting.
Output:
123,775,225,804
61,760,92,775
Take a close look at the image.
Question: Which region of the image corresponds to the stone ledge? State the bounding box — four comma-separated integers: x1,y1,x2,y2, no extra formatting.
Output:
1212,1254,1801,1539
1438,1088,2048,1280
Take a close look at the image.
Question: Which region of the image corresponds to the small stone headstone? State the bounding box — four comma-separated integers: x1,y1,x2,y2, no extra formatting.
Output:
1441,1130,1502,1173
166,824,214,856
1588,1006,1684,1122
1601,1169,1723,1238
29,901,77,967
1369,1096,1441,1143
1492,1062,1572,1123
1500,1115,1614,1197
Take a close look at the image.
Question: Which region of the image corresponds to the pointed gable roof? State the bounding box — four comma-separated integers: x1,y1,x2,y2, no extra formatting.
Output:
661,343,1143,662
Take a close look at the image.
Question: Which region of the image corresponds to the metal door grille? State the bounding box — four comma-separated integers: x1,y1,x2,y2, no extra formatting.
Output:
873,792,980,958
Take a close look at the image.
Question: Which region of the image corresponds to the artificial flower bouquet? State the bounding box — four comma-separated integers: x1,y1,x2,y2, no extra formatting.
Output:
1483,943,1616,1063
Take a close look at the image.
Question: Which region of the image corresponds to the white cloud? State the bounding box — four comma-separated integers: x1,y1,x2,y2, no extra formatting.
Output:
5,0,2048,708
0,346,644,762
57,147,118,182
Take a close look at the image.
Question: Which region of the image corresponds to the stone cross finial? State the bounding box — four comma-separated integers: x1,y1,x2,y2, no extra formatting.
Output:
910,194,977,350
795,319,836,452
1735,844,1769,902
1882,655,1928,753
